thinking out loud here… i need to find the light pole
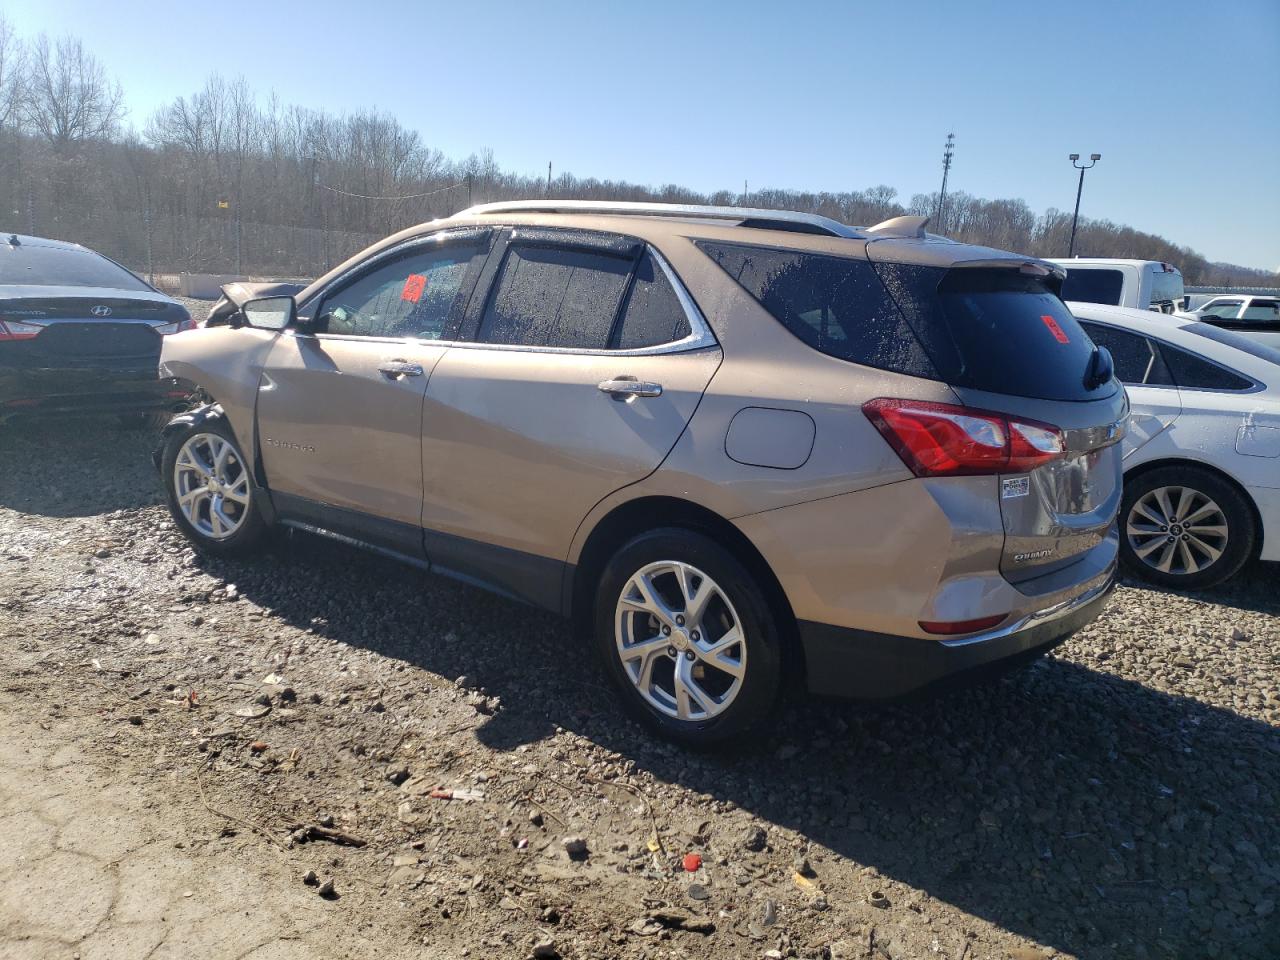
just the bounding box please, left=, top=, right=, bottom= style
left=1067, top=153, right=1101, bottom=257
left=934, top=132, right=955, bottom=234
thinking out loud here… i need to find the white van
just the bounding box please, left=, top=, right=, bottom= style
left=1047, top=258, right=1187, bottom=314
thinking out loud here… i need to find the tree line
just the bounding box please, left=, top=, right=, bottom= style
left=0, top=18, right=1274, bottom=287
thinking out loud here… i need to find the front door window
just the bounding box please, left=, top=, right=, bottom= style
left=315, top=243, right=483, bottom=340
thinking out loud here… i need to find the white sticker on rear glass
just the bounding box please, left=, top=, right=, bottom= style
left=1002, top=477, right=1030, bottom=499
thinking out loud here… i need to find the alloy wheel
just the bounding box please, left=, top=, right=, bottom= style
left=1126, top=485, right=1228, bottom=577
left=173, top=433, right=251, bottom=540
left=614, top=560, right=746, bottom=722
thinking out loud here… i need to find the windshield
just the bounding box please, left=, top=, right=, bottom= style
left=0, top=243, right=150, bottom=290
left=1059, top=268, right=1124, bottom=306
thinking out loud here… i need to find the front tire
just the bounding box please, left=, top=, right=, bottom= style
left=593, top=528, right=784, bottom=746
left=1121, top=464, right=1256, bottom=590
left=161, top=418, right=267, bottom=557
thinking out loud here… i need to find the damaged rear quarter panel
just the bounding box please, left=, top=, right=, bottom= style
left=158, top=327, right=282, bottom=471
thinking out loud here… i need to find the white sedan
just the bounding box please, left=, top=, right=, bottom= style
left=1069, top=302, right=1280, bottom=588
left=1192, top=295, right=1280, bottom=349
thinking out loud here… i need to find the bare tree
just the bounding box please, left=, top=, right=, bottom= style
left=0, top=14, right=26, bottom=130
left=24, top=33, right=124, bottom=149
left=1, top=21, right=1272, bottom=286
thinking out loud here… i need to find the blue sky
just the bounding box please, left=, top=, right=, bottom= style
left=9, top=0, right=1279, bottom=270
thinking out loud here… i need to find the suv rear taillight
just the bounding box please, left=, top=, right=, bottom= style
left=862, top=398, right=1065, bottom=477
left=0, top=319, right=44, bottom=341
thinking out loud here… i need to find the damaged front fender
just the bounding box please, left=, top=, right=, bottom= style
left=158, top=324, right=282, bottom=476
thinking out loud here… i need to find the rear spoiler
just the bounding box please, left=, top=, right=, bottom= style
left=944, top=257, right=1067, bottom=295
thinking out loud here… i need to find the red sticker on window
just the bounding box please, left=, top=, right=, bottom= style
left=1041, top=314, right=1070, bottom=343
left=401, top=273, right=427, bottom=303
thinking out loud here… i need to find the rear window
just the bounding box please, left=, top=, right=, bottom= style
left=1162, top=344, right=1254, bottom=391
left=876, top=264, right=1114, bottom=402
left=1078, top=321, right=1173, bottom=386
left=695, top=241, right=936, bottom=378
left=0, top=244, right=150, bottom=290
left=1148, top=268, right=1184, bottom=310
left=1060, top=268, right=1124, bottom=306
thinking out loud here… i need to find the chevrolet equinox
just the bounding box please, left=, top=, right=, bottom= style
left=156, top=201, right=1125, bottom=745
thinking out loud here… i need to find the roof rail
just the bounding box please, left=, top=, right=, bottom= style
left=455, top=199, right=864, bottom=239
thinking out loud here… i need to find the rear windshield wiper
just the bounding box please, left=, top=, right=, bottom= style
left=1083, top=345, right=1114, bottom=390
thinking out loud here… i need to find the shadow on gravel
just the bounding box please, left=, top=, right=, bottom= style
left=204, top=530, right=1279, bottom=960
left=1119, top=565, right=1280, bottom=619
left=3, top=426, right=1275, bottom=955
left=0, top=419, right=163, bottom=517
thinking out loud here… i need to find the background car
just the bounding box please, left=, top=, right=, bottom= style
left=1069, top=301, right=1280, bottom=588
left=1190, top=295, right=1280, bottom=348
left=155, top=201, right=1126, bottom=745
left=0, top=233, right=194, bottom=425
left=1049, top=258, right=1187, bottom=314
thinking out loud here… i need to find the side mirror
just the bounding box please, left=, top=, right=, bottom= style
left=241, top=296, right=295, bottom=331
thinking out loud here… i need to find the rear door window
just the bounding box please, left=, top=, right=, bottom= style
left=696, top=241, right=936, bottom=378
left=1077, top=321, right=1173, bottom=386
left=478, top=244, right=632, bottom=349
left=1059, top=268, right=1124, bottom=306
left=876, top=264, right=1113, bottom=402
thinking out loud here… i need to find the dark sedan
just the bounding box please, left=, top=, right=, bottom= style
left=0, top=234, right=193, bottom=424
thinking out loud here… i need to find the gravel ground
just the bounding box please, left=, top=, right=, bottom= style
left=1, top=417, right=1277, bottom=960
left=173, top=294, right=218, bottom=318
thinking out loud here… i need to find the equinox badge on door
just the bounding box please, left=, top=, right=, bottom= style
left=264, top=437, right=315, bottom=453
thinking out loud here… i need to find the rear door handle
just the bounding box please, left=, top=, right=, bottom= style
left=598, top=376, right=663, bottom=400
left=379, top=359, right=424, bottom=378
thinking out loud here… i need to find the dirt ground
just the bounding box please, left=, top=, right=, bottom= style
left=1, top=419, right=1277, bottom=960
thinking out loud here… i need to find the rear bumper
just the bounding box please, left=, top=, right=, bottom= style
left=0, top=366, right=186, bottom=421
left=798, top=569, right=1115, bottom=699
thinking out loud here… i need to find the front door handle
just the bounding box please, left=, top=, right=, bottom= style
left=598, top=376, right=663, bottom=400
left=379, top=359, right=424, bottom=379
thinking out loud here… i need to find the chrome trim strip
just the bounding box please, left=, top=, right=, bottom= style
left=939, top=573, right=1115, bottom=649
left=457, top=200, right=864, bottom=240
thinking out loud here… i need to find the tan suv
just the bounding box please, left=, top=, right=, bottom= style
left=156, top=201, right=1125, bottom=745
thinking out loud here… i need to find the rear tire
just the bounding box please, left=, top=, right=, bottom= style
left=593, top=528, right=784, bottom=747
left=161, top=418, right=267, bottom=558
left=1120, top=464, right=1255, bottom=590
